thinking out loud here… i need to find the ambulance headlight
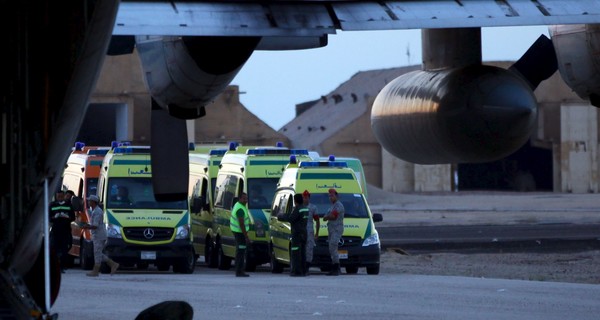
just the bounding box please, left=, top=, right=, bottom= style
left=362, top=233, right=380, bottom=247
left=254, top=220, right=265, bottom=238
left=107, top=224, right=122, bottom=239
left=175, top=225, right=190, bottom=239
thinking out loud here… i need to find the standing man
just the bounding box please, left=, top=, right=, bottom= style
left=277, top=193, right=308, bottom=276
left=49, top=191, right=75, bottom=273
left=302, top=190, right=319, bottom=275
left=323, top=188, right=345, bottom=276
left=83, top=195, right=119, bottom=276
left=230, top=192, right=251, bottom=277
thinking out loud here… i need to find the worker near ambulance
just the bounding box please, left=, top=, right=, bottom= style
left=83, top=195, right=119, bottom=276
left=230, top=192, right=251, bottom=277
left=49, top=191, right=75, bottom=273
left=277, top=193, right=308, bottom=276
left=302, top=190, right=319, bottom=274
left=323, top=188, right=345, bottom=276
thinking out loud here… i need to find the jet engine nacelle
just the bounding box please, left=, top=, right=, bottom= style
left=135, top=35, right=260, bottom=119
left=550, top=24, right=600, bottom=107
left=371, top=65, right=537, bottom=164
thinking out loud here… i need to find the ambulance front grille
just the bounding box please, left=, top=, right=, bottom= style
left=316, top=236, right=363, bottom=248
left=124, top=227, right=174, bottom=242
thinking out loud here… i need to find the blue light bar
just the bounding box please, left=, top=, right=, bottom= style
left=299, top=161, right=347, bottom=168
left=88, top=149, right=109, bottom=156
left=247, top=149, right=309, bottom=155
left=289, top=155, right=297, bottom=164
left=188, top=142, right=196, bottom=150
left=328, top=155, right=336, bottom=161
left=111, top=141, right=131, bottom=149
left=74, top=141, right=85, bottom=151
left=209, top=149, right=227, bottom=156
left=276, top=141, right=284, bottom=147
left=228, top=141, right=238, bottom=151
left=113, top=147, right=150, bottom=154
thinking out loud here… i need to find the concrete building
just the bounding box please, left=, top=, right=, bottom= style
left=87, top=52, right=598, bottom=193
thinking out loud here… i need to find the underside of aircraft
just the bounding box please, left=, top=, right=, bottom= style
left=2, top=0, right=600, bottom=318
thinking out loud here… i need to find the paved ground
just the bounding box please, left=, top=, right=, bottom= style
left=367, top=188, right=600, bottom=227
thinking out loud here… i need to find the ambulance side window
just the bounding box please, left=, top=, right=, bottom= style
left=273, top=192, right=293, bottom=216
left=272, top=193, right=285, bottom=216
left=201, top=177, right=208, bottom=204
left=214, top=174, right=238, bottom=209
left=285, top=194, right=294, bottom=215
left=189, top=175, right=200, bottom=198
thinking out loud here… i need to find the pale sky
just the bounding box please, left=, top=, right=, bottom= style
left=231, top=26, right=551, bottom=131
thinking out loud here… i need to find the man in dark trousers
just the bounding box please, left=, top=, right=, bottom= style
left=230, top=192, right=251, bottom=277
left=278, top=193, right=308, bottom=276
left=49, top=191, right=75, bottom=273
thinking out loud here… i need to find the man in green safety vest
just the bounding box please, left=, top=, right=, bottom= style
left=230, top=192, right=251, bottom=277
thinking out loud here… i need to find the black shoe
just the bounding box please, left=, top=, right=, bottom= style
left=236, top=273, right=250, bottom=277
left=326, top=263, right=340, bottom=276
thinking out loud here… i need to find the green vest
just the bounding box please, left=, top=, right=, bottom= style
left=230, top=201, right=250, bottom=233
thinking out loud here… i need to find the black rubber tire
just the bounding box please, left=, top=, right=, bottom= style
left=173, top=250, right=196, bottom=274
left=366, top=264, right=380, bottom=275
left=269, top=245, right=284, bottom=273
left=205, top=238, right=218, bottom=268
left=217, top=242, right=232, bottom=270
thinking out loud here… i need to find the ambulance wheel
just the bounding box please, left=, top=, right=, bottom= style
left=366, top=265, right=380, bottom=275
left=205, top=239, right=218, bottom=268
left=173, top=251, right=196, bottom=274
left=217, top=241, right=231, bottom=270
left=269, top=245, right=284, bottom=273
left=345, top=266, right=359, bottom=274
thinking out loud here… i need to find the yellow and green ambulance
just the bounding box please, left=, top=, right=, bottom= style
left=188, top=145, right=227, bottom=268
left=270, top=157, right=382, bottom=274
left=212, top=147, right=312, bottom=271
left=97, top=145, right=195, bottom=273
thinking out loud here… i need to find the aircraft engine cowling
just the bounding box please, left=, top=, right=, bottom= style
left=135, top=35, right=260, bottom=119
left=371, top=65, right=537, bottom=164
left=550, top=24, right=600, bottom=107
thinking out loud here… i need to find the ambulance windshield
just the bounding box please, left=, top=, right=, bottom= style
left=310, top=193, right=369, bottom=218
left=106, top=178, right=187, bottom=209
left=247, top=178, right=278, bottom=209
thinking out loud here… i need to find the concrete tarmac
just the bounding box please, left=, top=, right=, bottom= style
left=367, top=191, right=600, bottom=227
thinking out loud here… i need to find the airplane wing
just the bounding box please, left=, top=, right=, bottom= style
left=112, top=0, right=600, bottom=40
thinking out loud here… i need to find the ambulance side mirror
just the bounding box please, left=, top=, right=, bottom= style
left=372, top=213, right=383, bottom=223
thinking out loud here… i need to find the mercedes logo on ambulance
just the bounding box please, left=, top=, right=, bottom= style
left=143, top=228, right=155, bottom=239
